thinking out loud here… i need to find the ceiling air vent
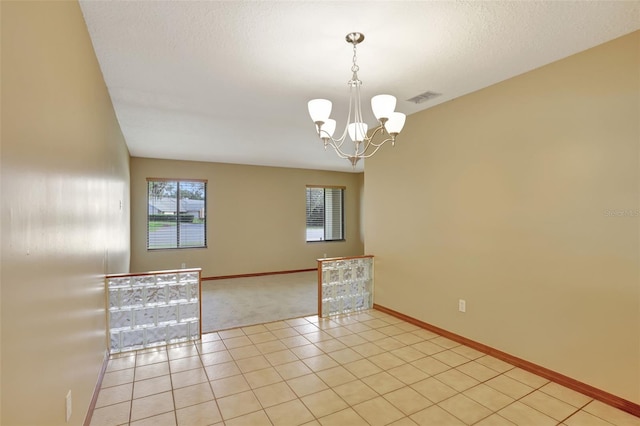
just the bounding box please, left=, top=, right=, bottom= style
left=406, top=91, right=442, bottom=104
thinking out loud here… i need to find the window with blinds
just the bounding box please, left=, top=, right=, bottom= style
left=147, top=179, right=207, bottom=250
left=306, top=186, right=344, bottom=242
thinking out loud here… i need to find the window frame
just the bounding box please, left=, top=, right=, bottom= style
left=146, top=178, right=207, bottom=250
left=305, top=185, right=345, bottom=243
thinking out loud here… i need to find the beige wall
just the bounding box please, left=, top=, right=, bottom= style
left=131, top=158, right=364, bottom=277
left=365, top=32, right=639, bottom=403
left=1, top=1, right=131, bottom=424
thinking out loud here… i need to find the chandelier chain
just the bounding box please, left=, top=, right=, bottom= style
left=349, top=43, right=361, bottom=87
left=352, top=43, right=359, bottom=72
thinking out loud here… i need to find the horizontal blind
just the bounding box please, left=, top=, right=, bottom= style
left=306, top=187, right=324, bottom=241
left=324, top=188, right=343, bottom=241
left=306, top=187, right=344, bottom=242
left=147, top=180, right=207, bottom=249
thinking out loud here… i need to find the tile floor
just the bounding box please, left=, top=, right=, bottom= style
left=90, top=310, right=640, bottom=426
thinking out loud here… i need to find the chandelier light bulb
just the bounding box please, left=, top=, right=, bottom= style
left=386, top=112, right=406, bottom=136
left=321, top=119, right=336, bottom=139
left=348, top=122, right=368, bottom=142
left=371, top=94, right=397, bottom=122
left=308, top=99, right=332, bottom=124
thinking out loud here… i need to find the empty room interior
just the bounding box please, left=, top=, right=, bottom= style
left=1, top=1, right=639, bottom=425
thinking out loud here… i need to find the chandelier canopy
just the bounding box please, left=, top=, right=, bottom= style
left=308, top=32, right=406, bottom=167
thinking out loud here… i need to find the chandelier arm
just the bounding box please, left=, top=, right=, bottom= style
left=356, top=80, right=364, bottom=126
left=359, top=137, right=396, bottom=159
left=357, top=129, right=395, bottom=158
left=360, top=145, right=384, bottom=159
left=327, top=83, right=356, bottom=149
left=328, top=133, right=396, bottom=161
left=322, top=139, right=343, bottom=155
left=324, top=133, right=355, bottom=155
left=363, top=125, right=388, bottom=147
left=340, top=83, right=356, bottom=143
left=354, top=78, right=367, bottom=158
left=358, top=137, right=372, bottom=157
left=354, top=79, right=362, bottom=124
left=327, top=140, right=355, bottom=159
left=355, top=126, right=382, bottom=157
left=328, top=134, right=348, bottom=150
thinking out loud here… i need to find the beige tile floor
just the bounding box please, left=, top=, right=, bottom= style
left=91, top=310, right=640, bottom=426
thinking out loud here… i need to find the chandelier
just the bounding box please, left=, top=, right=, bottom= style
left=307, top=32, right=406, bottom=167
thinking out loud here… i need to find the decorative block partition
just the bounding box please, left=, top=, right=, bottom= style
left=318, top=255, right=374, bottom=317
left=106, top=269, right=201, bottom=353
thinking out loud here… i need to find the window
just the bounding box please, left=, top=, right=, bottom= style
left=147, top=179, right=207, bottom=250
left=306, top=186, right=344, bottom=242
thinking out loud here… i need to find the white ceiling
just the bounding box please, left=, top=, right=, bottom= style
left=79, top=1, right=640, bottom=173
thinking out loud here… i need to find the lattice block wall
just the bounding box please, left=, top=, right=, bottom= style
left=321, top=257, right=373, bottom=317
left=107, top=270, right=200, bottom=353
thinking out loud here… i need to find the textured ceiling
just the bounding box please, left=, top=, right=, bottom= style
left=79, top=1, right=640, bottom=173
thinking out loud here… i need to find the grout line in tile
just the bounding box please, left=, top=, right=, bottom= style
left=165, top=346, right=179, bottom=426
left=127, top=350, right=139, bottom=423
left=95, top=310, right=631, bottom=426
left=199, top=337, right=235, bottom=425
left=491, top=378, right=570, bottom=426
left=556, top=405, right=585, bottom=425
left=558, top=399, right=613, bottom=426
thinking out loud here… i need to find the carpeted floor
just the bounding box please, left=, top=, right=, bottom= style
left=201, top=271, right=317, bottom=332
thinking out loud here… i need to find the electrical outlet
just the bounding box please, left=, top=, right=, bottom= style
left=65, top=390, right=72, bottom=422
left=458, top=299, right=466, bottom=313
left=181, top=262, right=186, bottom=269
